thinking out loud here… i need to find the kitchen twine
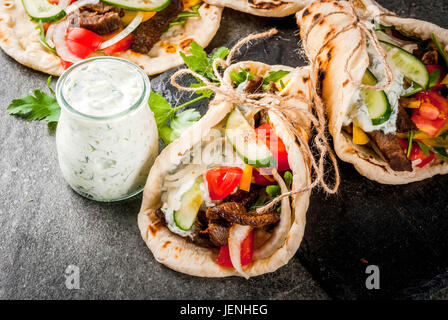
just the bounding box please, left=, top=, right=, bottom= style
left=302, top=0, right=395, bottom=91
left=170, top=29, right=341, bottom=215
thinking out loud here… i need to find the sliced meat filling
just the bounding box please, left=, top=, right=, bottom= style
left=206, top=202, right=280, bottom=227
left=396, top=104, right=418, bottom=133
left=369, top=130, right=412, bottom=172
left=222, top=189, right=259, bottom=209
left=207, top=221, right=230, bottom=247
left=243, top=76, right=264, bottom=94
left=131, top=0, right=183, bottom=54
left=68, top=3, right=124, bottom=35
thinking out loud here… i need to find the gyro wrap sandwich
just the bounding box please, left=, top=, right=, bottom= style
left=0, top=0, right=222, bottom=75
left=297, top=0, right=448, bottom=184
left=138, top=61, right=313, bottom=277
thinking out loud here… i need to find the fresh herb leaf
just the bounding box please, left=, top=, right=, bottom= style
left=170, top=109, right=201, bottom=141
left=149, top=91, right=203, bottom=145
left=434, top=147, right=448, bottom=160
left=439, top=130, right=448, bottom=140
left=262, top=70, right=290, bottom=90
left=429, top=69, right=441, bottom=88
left=180, top=41, right=229, bottom=82
left=7, top=76, right=60, bottom=126
left=266, top=185, right=281, bottom=198
left=37, top=21, right=56, bottom=54
left=407, top=131, right=415, bottom=158
left=417, top=141, right=431, bottom=157
left=230, top=68, right=256, bottom=88
left=169, top=4, right=201, bottom=29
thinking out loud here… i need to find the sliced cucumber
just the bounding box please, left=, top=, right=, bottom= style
left=361, top=69, right=392, bottom=126
left=380, top=40, right=429, bottom=89
left=100, top=0, right=171, bottom=11
left=226, top=108, right=276, bottom=168
left=402, top=82, right=423, bottom=97
left=22, top=0, right=66, bottom=23
left=173, top=178, right=203, bottom=231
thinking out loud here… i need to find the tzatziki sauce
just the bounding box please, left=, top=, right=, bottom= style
left=56, top=57, right=158, bottom=201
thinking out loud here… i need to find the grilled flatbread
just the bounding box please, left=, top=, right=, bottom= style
left=297, top=0, right=448, bottom=184
left=138, top=61, right=312, bottom=277
left=204, top=0, right=310, bottom=17
left=0, top=0, right=222, bottom=75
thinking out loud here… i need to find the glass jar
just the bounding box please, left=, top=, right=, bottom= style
left=55, top=57, right=158, bottom=202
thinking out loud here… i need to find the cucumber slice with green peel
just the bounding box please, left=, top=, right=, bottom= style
left=361, top=69, right=393, bottom=126
left=401, top=82, right=423, bottom=97
left=100, top=0, right=171, bottom=11
left=432, top=33, right=448, bottom=69
left=173, top=178, right=203, bottom=231
left=380, top=40, right=429, bottom=89
left=22, top=0, right=66, bottom=23
left=226, top=108, right=276, bottom=168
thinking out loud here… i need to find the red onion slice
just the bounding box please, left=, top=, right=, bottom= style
left=100, top=12, right=143, bottom=50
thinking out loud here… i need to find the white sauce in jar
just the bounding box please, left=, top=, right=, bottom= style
left=56, top=57, right=158, bottom=201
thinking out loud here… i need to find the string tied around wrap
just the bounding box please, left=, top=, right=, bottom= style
left=170, top=28, right=340, bottom=215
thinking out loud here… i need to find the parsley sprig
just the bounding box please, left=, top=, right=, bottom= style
left=7, top=76, right=60, bottom=128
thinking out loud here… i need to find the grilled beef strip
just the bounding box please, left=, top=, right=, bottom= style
left=222, top=189, right=259, bottom=209
left=68, top=3, right=124, bottom=35
left=243, top=76, right=264, bottom=94
left=131, top=0, right=183, bottom=54
left=207, top=222, right=230, bottom=247
left=206, top=202, right=280, bottom=227
left=421, top=48, right=439, bottom=65
left=369, top=130, right=413, bottom=172
left=155, top=208, right=167, bottom=226
left=396, top=104, right=418, bottom=133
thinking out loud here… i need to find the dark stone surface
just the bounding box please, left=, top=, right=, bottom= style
left=1, top=0, right=447, bottom=300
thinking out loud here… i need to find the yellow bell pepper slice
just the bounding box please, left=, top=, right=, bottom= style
left=352, top=124, right=370, bottom=145
left=400, top=97, right=421, bottom=109
left=121, top=11, right=156, bottom=25
left=442, top=74, right=448, bottom=86
left=182, top=0, right=202, bottom=9
left=239, top=164, right=253, bottom=192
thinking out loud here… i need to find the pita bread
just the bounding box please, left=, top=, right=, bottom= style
left=0, top=0, right=222, bottom=76
left=297, top=0, right=448, bottom=184
left=204, top=0, right=310, bottom=17
left=138, top=61, right=312, bottom=277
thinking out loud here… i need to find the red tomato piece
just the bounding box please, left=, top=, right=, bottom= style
left=252, top=168, right=277, bottom=186
left=419, top=102, right=440, bottom=120
left=216, top=230, right=254, bottom=268
left=103, top=35, right=134, bottom=55
left=204, top=167, right=243, bottom=201
left=416, top=91, right=448, bottom=117
left=59, top=57, right=72, bottom=70
left=255, top=123, right=289, bottom=172
left=65, top=27, right=102, bottom=58
left=412, top=114, right=446, bottom=137
left=398, top=138, right=435, bottom=168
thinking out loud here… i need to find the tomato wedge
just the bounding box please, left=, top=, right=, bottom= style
left=59, top=57, right=72, bottom=70
left=412, top=91, right=448, bottom=136
left=204, top=167, right=243, bottom=201
left=255, top=123, right=289, bottom=172
left=103, top=35, right=134, bottom=55
left=398, top=139, right=435, bottom=168
left=65, top=28, right=102, bottom=59
left=216, top=230, right=253, bottom=268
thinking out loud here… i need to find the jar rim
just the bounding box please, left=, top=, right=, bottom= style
left=56, top=56, right=150, bottom=121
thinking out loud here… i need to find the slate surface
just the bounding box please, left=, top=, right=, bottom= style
left=0, top=0, right=447, bottom=300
